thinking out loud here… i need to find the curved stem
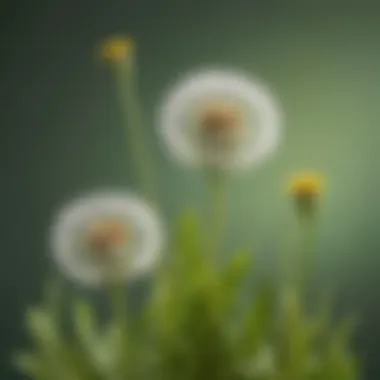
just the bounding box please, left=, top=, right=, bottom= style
left=111, top=59, right=158, bottom=204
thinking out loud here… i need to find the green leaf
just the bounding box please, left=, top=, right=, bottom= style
left=171, top=209, right=204, bottom=270
left=275, top=289, right=312, bottom=378
left=13, top=352, right=47, bottom=380
left=220, top=250, right=252, bottom=314
left=148, top=210, right=207, bottom=337
left=317, top=339, right=358, bottom=380
left=96, top=321, right=126, bottom=379
left=180, top=283, right=232, bottom=380
left=333, top=315, right=357, bottom=348
left=236, top=283, right=276, bottom=362
left=25, top=306, right=60, bottom=350
left=22, top=303, right=98, bottom=380
left=72, top=298, right=98, bottom=348
left=71, top=298, right=108, bottom=377
left=318, top=315, right=359, bottom=379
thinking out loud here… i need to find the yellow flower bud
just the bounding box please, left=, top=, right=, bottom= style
left=288, top=172, right=323, bottom=216
left=98, top=36, right=134, bottom=62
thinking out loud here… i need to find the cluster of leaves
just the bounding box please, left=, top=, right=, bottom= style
left=15, top=211, right=360, bottom=380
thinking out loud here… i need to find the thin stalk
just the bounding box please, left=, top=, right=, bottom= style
left=277, top=208, right=318, bottom=334
left=43, top=273, right=63, bottom=324
left=278, top=215, right=298, bottom=298
left=296, top=214, right=317, bottom=295
left=111, top=58, right=158, bottom=204
left=204, top=167, right=228, bottom=261
left=280, top=211, right=317, bottom=290
left=106, top=280, right=129, bottom=377
left=107, top=281, right=127, bottom=330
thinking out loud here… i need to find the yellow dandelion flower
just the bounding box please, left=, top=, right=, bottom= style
left=288, top=172, right=323, bottom=198
left=288, top=172, right=323, bottom=216
left=98, top=35, right=134, bottom=62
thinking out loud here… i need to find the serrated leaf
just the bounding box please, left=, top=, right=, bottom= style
left=172, top=209, right=203, bottom=270
left=13, top=352, right=46, bottom=379
left=317, top=315, right=359, bottom=379
left=275, top=289, right=309, bottom=377
left=72, top=298, right=98, bottom=346
left=318, top=342, right=358, bottom=380
left=236, top=283, right=276, bottom=361
left=148, top=210, right=209, bottom=338
left=21, top=303, right=97, bottom=380
left=25, top=306, right=60, bottom=349
left=71, top=298, right=108, bottom=377
left=333, top=315, right=357, bottom=348
left=221, top=250, right=252, bottom=313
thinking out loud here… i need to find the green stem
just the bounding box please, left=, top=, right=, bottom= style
left=112, top=59, right=158, bottom=204
left=107, top=280, right=127, bottom=331
left=107, top=280, right=129, bottom=377
left=277, top=210, right=317, bottom=379
left=204, top=167, right=227, bottom=260
left=279, top=211, right=317, bottom=304
left=43, top=274, right=63, bottom=324
left=279, top=219, right=297, bottom=294
left=280, top=214, right=316, bottom=326
left=296, top=215, right=317, bottom=293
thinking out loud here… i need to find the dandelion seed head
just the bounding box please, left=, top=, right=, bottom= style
left=50, top=191, right=164, bottom=286
left=158, top=69, right=283, bottom=171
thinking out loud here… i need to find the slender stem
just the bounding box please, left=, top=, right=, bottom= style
left=279, top=210, right=317, bottom=310
left=106, top=280, right=129, bottom=376
left=296, top=215, right=317, bottom=293
left=277, top=211, right=318, bottom=378
left=44, top=273, right=63, bottom=321
left=107, top=280, right=127, bottom=331
left=204, top=167, right=227, bottom=260
left=111, top=58, right=158, bottom=204
left=279, top=217, right=297, bottom=293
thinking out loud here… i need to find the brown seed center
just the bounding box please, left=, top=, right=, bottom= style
left=199, top=106, right=240, bottom=135
left=85, top=219, right=127, bottom=260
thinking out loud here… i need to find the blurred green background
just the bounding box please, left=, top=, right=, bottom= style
left=1, top=0, right=379, bottom=378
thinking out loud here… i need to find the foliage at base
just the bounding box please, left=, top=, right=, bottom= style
left=14, top=211, right=360, bottom=380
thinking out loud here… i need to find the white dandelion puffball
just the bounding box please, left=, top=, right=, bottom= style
left=157, top=69, right=282, bottom=171
left=50, top=191, right=164, bottom=286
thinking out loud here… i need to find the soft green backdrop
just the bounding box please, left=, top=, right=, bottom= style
left=1, top=0, right=379, bottom=378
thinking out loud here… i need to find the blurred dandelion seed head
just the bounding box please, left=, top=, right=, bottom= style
left=86, top=218, right=128, bottom=248
left=157, top=69, right=283, bottom=171
left=50, top=191, right=164, bottom=286
left=99, top=35, right=134, bottom=62
left=199, top=103, right=241, bottom=134
left=85, top=218, right=129, bottom=264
